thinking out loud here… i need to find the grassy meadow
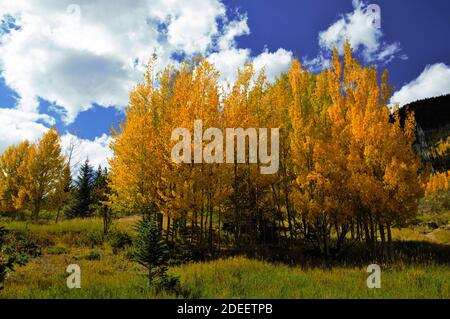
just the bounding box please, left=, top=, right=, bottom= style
left=0, top=216, right=449, bottom=299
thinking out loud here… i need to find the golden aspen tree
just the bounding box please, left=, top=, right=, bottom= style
left=110, top=57, right=230, bottom=248
left=287, top=43, right=424, bottom=258
left=50, top=162, right=72, bottom=223
left=109, top=57, right=164, bottom=217
left=339, top=43, right=423, bottom=256
left=161, top=59, right=220, bottom=244
left=222, top=64, right=267, bottom=246
left=15, top=128, right=66, bottom=221
left=288, top=55, right=350, bottom=257
left=263, top=73, right=295, bottom=242
left=425, top=171, right=450, bottom=194
left=422, top=170, right=450, bottom=217
left=0, top=141, right=31, bottom=217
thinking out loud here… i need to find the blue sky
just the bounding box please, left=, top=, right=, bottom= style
left=227, top=0, right=450, bottom=88
left=0, top=0, right=449, bottom=168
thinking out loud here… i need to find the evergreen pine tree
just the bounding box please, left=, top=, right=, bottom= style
left=133, top=214, right=169, bottom=284
left=66, top=159, right=94, bottom=218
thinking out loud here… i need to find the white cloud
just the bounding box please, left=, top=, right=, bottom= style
left=391, top=63, right=450, bottom=107
left=319, top=1, right=380, bottom=57
left=162, top=0, right=226, bottom=54
left=375, top=42, right=401, bottom=64
left=0, top=108, right=54, bottom=152
left=253, top=48, right=292, bottom=82
left=218, top=14, right=250, bottom=51
left=0, top=0, right=246, bottom=123
left=302, top=54, right=331, bottom=73
left=207, top=48, right=250, bottom=87
left=0, top=1, right=290, bottom=120
left=305, top=0, right=402, bottom=70
left=207, top=47, right=292, bottom=92
left=61, top=133, right=113, bottom=175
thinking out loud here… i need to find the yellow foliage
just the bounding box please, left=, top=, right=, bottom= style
left=425, top=171, right=450, bottom=195
left=108, top=45, right=425, bottom=251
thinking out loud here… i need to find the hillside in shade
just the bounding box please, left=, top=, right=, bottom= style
left=398, top=94, right=450, bottom=172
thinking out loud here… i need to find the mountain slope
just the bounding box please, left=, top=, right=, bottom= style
left=398, top=94, right=450, bottom=172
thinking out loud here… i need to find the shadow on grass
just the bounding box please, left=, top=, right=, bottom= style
left=197, top=240, right=450, bottom=269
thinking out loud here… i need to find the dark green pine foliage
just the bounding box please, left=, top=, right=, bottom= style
left=67, top=159, right=95, bottom=218
left=134, top=214, right=169, bottom=285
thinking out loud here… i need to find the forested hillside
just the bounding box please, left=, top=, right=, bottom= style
left=399, top=94, right=450, bottom=171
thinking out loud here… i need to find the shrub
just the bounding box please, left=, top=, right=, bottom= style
left=85, top=230, right=104, bottom=248
left=0, top=227, right=18, bottom=290
left=3, top=230, right=43, bottom=264
left=14, top=232, right=42, bottom=258
left=124, top=246, right=135, bottom=260
left=84, top=251, right=101, bottom=261
left=108, top=230, right=133, bottom=254
left=46, top=246, right=70, bottom=255
left=154, top=272, right=182, bottom=295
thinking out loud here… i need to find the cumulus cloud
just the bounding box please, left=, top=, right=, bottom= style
left=217, top=14, right=250, bottom=51
left=319, top=0, right=380, bottom=57
left=390, top=63, right=450, bottom=107
left=61, top=133, right=113, bottom=175
left=0, top=108, right=54, bottom=152
left=208, top=47, right=292, bottom=89
left=252, top=48, right=293, bottom=83
left=0, top=1, right=290, bottom=118
left=0, top=0, right=244, bottom=123
left=151, top=0, right=226, bottom=54
left=304, top=0, right=403, bottom=71
left=207, top=48, right=250, bottom=86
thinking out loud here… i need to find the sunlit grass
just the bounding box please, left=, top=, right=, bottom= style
left=175, top=257, right=449, bottom=299
left=1, top=218, right=104, bottom=233
left=434, top=229, right=450, bottom=244
left=1, top=252, right=448, bottom=299
left=0, top=217, right=135, bottom=234
left=391, top=228, right=434, bottom=242
left=0, top=247, right=161, bottom=299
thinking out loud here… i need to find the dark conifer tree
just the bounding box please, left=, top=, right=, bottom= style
left=134, top=215, right=169, bottom=284
left=66, top=159, right=94, bottom=218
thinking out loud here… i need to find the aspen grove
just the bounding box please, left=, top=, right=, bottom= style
left=106, top=45, right=425, bottom=259
left=0, top=45, right=425, bottom=261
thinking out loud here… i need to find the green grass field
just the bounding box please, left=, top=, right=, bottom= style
left=0, top=217, right=449, bottom=299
